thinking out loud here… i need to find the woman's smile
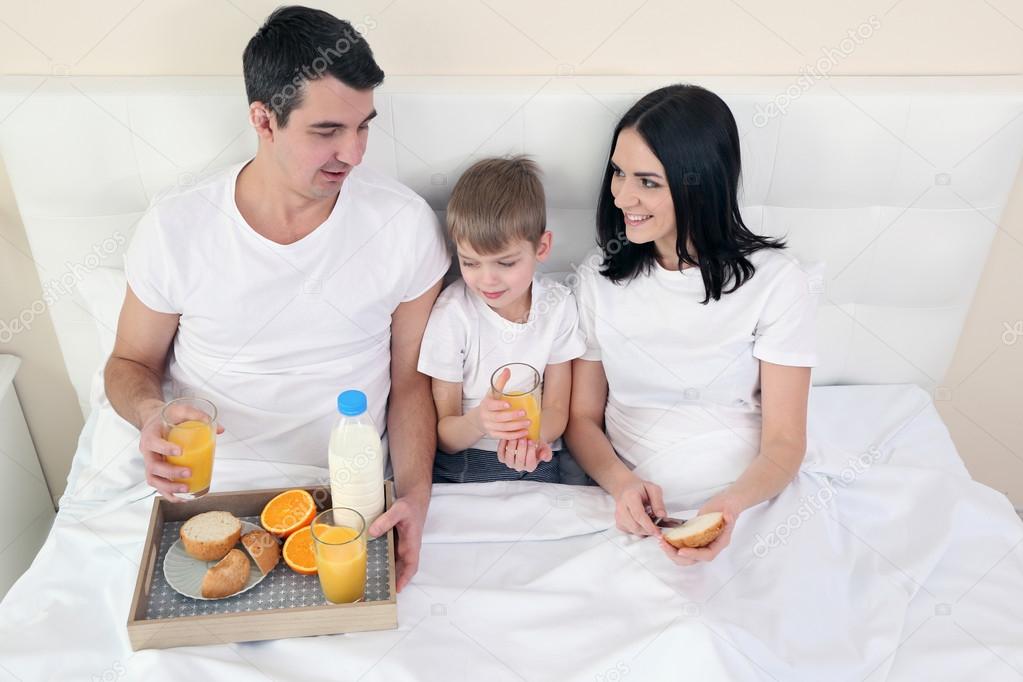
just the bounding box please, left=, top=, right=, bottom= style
left=623, top=211, right=653, bottom=226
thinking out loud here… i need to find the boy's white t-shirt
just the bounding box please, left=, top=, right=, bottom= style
left=417, top=276, right=586, bottom=452
left=125, top=161, right=450, bottom=467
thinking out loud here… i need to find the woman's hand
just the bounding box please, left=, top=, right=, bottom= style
left=612, top=475, right=666, bottom=536
left=497, top=439, right=554, bottom=473
left=658, top=493, right=741, bottom=566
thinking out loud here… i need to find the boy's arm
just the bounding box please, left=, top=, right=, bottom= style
left=539, top=360, right=571, bottom=445
left=433, top=378, right=486, bottom=454
left=434, top=377, right=534, bottom=453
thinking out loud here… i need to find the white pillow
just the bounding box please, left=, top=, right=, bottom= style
left=76, top=267, right=126, bottom=361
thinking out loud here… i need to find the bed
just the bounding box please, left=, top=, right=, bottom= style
left=1, top=75, right=1022, bottom=681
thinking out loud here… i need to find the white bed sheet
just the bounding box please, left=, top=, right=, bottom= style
left=1, top=384, right=1022, bottom=681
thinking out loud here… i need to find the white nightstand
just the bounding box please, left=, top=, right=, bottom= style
left=0, top=355, right=55, bottom=600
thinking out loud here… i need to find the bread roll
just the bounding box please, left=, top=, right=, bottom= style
left=180, top=511, right=242, bottom=561
left=201, top=549, right=250, bottom=598
left=662, top=512, right=726, bottom=549
left=241, top=529, right=281, bottom=575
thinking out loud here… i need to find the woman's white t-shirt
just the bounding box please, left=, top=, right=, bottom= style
left=418, top=276, right=587, bottom=452
left=573, top=247, right=821, bottom=507
left=125, top=161, right=450, bottom=467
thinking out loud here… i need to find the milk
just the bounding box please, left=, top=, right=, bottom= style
left=327, top=390, right=385, bottom=528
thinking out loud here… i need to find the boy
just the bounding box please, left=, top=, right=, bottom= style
left=418, top=156, right=586, bottom=483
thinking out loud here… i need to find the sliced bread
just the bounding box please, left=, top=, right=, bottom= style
left=241, top=529, right=281, bottom=575
left=201, top=548, right=250, bottom=598
left=662, top=512, right=726, bottom=549
left=180, top=511, right=241, bottom=561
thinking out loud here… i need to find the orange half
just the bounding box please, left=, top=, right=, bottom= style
left=282, top=525, right=317, bottom=575
left=260, top=489, right=316, bottom=538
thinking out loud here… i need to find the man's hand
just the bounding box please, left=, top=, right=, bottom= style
left=368, top=493, right=429, bottom=592
left=138, top=398, right=224, bottom=502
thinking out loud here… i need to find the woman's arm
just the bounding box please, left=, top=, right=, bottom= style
left=722, top=361, right=810, bottom=512
left=563, top=359, right=625, bottom=491
left=565, top=358, right=665, bottom=535
left=538, top=361, right=571, bottom=445
left=659, top=360, right=810, bottom=565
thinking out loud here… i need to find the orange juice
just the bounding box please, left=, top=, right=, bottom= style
left=504, top=392, right=541, bottom=442
left=165, top=420, right=215, bottom=494
left=313, top=524, right=367, bottom=603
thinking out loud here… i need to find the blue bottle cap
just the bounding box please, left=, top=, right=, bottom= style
left=337, top=390, right=367, bottom=416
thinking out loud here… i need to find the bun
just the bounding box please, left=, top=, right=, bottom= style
left=180, top=511, right=241, bottom=561
left=662, top=512, right=726, bottom=549
left=241, top=529, right=281, bottom=575
left=201, top=549, right=250, bottom=598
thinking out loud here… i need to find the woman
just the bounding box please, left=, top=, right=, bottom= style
left=565, top=84, right=820, bottom=566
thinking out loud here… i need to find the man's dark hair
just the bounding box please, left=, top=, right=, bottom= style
left=243, top=6, right=384, bottom=127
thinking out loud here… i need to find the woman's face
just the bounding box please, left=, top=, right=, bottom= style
left=609, top=127, right=677, bottom=257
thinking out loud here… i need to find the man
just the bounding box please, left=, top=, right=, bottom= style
left=104, top=6, right=448, bottom=591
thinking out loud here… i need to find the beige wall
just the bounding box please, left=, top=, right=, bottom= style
left=1, top=0, right=1021, bottom=506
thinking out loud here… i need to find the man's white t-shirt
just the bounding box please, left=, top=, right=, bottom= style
left=417, top=276, right=586, bottom=452
left=573, top=246, right=821, bottom=507
left=125, top=161, right=449, bottom=467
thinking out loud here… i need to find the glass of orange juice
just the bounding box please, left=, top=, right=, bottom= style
left=311, top=507, right=368, bottom=604
left=491, top=363, right=541, bottom=442
left=161, top=397, right=217, bottom=500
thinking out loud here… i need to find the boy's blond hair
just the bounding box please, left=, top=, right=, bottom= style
left=446, top=156, right=546, bottom=254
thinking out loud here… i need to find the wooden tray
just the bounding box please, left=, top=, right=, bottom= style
left=127, top=482, right=397, bottom=650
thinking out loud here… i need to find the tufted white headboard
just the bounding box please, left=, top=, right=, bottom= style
left=1, top=75, right=1022, bottom=419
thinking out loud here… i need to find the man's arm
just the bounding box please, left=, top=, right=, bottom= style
left=104, top=285, right=195, bottom=500
left=368, top=279, right=442, bottom=592
left=105, top=286, right=177, bottom=428
left=385, top=279, right=443, bottom=502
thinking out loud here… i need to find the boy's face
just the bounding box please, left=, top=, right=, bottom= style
left=256, top=76, right=377, bottom=200
left=457, top=234, right=552, bottom=313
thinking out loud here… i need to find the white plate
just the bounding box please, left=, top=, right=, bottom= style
left=163, top=520, right=268, bottom=600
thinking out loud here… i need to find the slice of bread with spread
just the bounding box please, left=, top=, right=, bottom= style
left=662, top=512, right=726, bottom=549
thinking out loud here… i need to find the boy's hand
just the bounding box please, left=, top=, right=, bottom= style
left=473, top=367, right=532, bottom=441
left=497, top=439, right=554, bottom=473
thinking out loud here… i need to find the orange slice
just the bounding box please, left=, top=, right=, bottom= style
left=260, top=489, right=316, bottom=538
left=282, top=525, right=317, bottom=575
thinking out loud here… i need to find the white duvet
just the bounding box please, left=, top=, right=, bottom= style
left=1, top=384, right=1022, bottom=681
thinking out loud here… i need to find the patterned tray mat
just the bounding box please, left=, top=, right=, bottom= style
left=143, top=516, right=391, bottom=620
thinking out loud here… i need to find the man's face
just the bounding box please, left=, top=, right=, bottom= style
left=268, top=76, right=377, bottom=200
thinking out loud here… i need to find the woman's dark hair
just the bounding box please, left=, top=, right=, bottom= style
left=243, top=6, right=384, bottom=127
left=596, top=84, right=785, bottom=304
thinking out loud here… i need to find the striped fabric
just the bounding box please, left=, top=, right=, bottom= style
left=432, top=448, right=562, bottom=484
